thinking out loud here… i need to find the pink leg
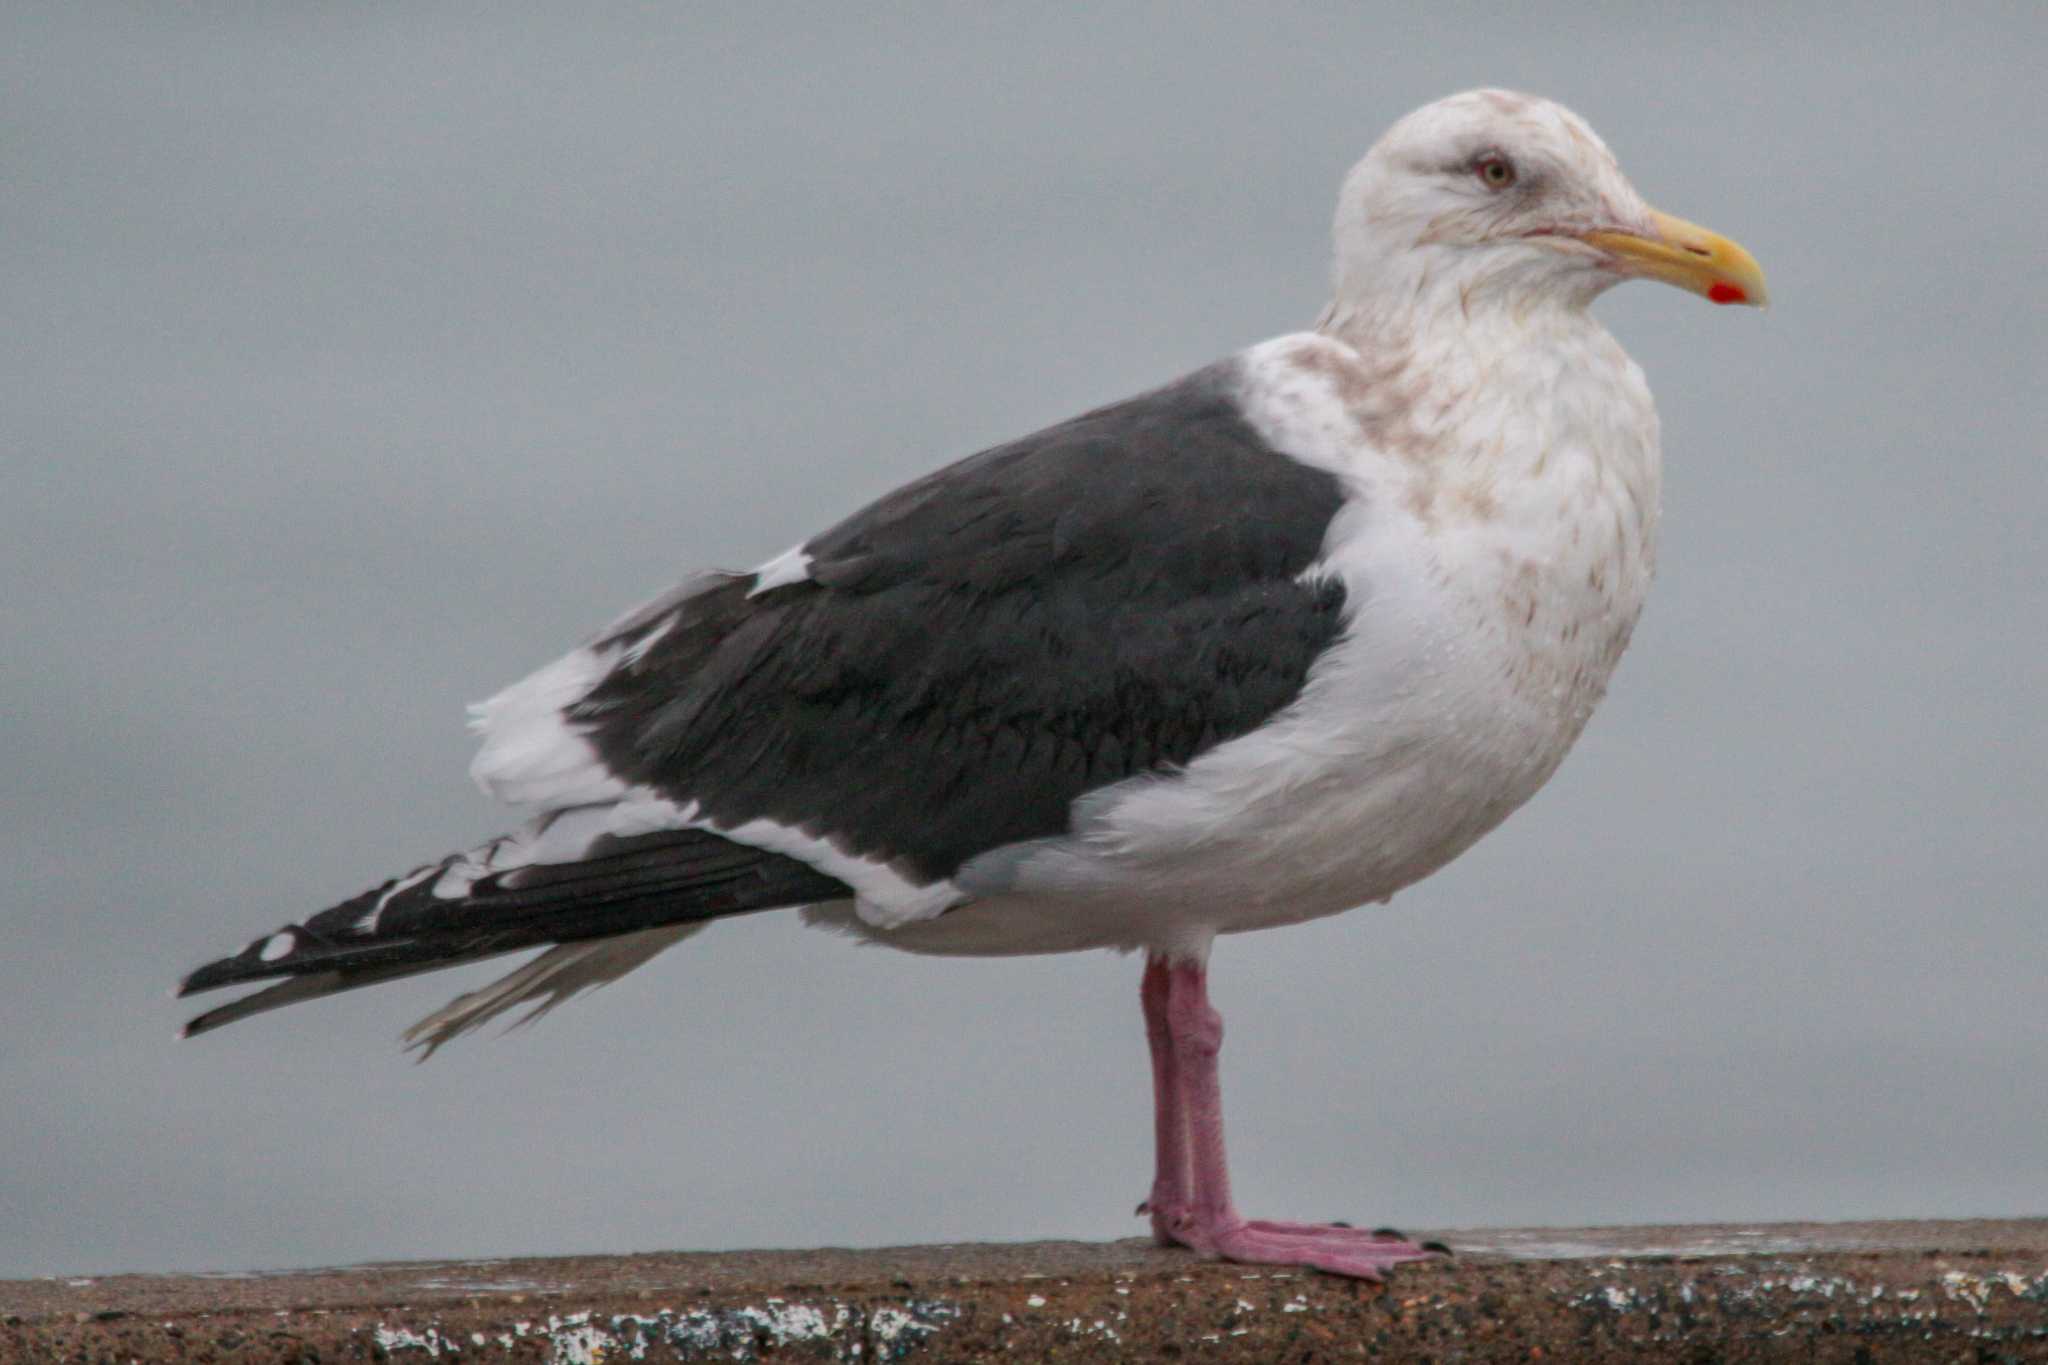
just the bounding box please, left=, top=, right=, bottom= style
left=1137, top=955, right=1188, bottom=1245
left=1139, top=955, right=1444, bottom=1280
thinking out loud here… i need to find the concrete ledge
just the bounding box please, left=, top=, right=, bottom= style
left=5, top=1220, right=2046, bottom=1361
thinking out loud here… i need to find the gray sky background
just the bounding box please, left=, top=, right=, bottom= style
left=6, top=4, right=2045, bottom=1279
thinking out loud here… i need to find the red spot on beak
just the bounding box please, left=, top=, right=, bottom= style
left=1708, top=282, right=1747, bottom=305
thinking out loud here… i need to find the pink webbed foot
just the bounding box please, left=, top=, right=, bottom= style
left=1215, top=1221, right=1441, bottom=1279
left=1243, top=1218, right=1436, bottom=1243
left=1161, top=1213, right=1444, bottom=1280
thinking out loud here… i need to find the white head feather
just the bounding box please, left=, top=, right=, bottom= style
left=1329, top=90, right=1690, bottom=327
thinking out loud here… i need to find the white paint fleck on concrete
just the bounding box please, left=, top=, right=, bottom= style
left=372, top=1325, right=449, bottom=1356
left=364, top=1296, right=958, bottom=1363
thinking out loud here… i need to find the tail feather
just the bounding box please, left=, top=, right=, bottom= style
left=178, top=825, right=852, bottom=1043
left=399, top=925, right=701, bottom=1060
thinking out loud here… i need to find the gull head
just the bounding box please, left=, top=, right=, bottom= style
left=1329, top=89, right=1766, bottom=320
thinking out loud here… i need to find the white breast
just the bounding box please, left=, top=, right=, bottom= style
left=1192, top=328, right=1657, bottom=911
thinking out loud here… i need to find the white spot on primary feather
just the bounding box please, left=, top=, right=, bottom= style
left=747, top=543, right=813, bottom=596
left=356, top=863, right=442, bottom=932
left=430, top=856, right=481, bottom=900
left=259, top=932, right=295, bottom=962
left=429, top=795, right=699, bottom=899
left=619, top=611, right=676, bottom=664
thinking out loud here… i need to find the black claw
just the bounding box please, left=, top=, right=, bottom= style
left=1421, top=1240, right=1453, bottom=1256
left=1372, top=1226, right=1406, bottom=1240
left=1135, top=1201, right=1151, bottom=1216
left=1330, top=1220, right=1353, bottom=1229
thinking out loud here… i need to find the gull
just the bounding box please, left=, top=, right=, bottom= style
left=180, top=89, right=1766, bottom=1279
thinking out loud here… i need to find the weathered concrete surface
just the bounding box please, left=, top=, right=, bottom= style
left=5, top=1220, right=2047, bottom=1362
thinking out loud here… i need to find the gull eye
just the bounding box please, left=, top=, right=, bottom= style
left=1474, top=153, right=1516, bottom=190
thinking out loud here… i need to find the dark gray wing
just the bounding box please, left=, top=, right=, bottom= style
left=574, top=360, right=1350, bottom=882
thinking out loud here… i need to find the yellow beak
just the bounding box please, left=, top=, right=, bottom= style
left=1582, top=208, right=1769, bottom=307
